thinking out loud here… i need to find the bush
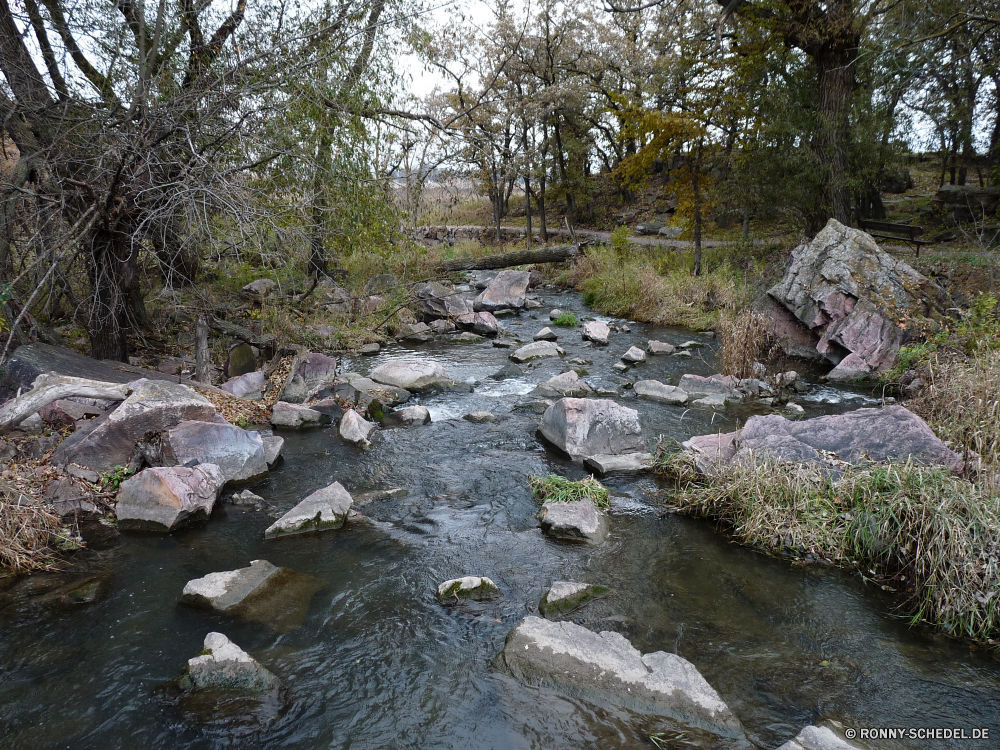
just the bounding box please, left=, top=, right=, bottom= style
left=529, top=474, right=610, bottom=508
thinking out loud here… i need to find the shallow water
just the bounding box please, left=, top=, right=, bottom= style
left=1, top=284, right=998, bottom=750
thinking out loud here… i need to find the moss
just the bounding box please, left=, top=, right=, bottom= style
left=538, top=584, right=609, bottom=618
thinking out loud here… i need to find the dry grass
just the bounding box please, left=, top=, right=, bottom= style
left=656, top=453, right=1000, bottom=644
left=909, top=350, right=1000, bottom=491
left=0, top=486, right=67, bottom=572
left=717, top=308, right=778, bottom=379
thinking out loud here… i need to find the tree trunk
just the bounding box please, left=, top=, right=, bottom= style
left=195, top=316, right=210, bottom=384
left=87, top=227, right=144, bottom=362
left=308, top=132, right=332, bottom=277
left=692, top=168, right=703, bottom=277
left=815, top=40, right=856, bottom=227
left=433, top=244, right=582, bottom=272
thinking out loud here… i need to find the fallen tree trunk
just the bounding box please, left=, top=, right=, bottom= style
left=0, top=374, right=132, bottom=433
left=209, top=316, right=277, bottom=353
left=433, top=244, right=584, bottom=273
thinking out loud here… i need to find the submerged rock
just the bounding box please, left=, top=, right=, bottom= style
left=163, top=421, right=268, bottom=486
left=581, top=320, right=610, bottom=345
left=182, top=632, right=281, bottom=693
left=474, top=270, right=531, bottom=311
left=116, top=464, right=225, bottom=531
left=583, top=453, right=652, bottom=475
left=537, top=498, right=607, bottom=542
left=499, top=617, right=744, bottom=738
left=776, top=725, right=862, bottom=750
left=633, top=380, right=688, bottom=405
left=538, top=581, right=609, bottom=618
left=181, top=559, right=324, bottom=632
left=538, top=398, right=643, bottom=458
left=510, top=341, right=565, bottom=363
left=369, top=359, right=452, bottom=392
left=436, top=576, right=501, bottom=603
left=264, top=481, right=353, bottom=538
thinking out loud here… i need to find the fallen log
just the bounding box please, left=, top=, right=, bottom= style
left=0, top=374, right=132, bottom=433
left=209, top=316, right=277, bottom=352
left=433, top=244, right=584, bottom=273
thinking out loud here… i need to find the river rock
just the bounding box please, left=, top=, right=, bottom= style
left=776, top=725, right=862, bottom=750
left=647, top=340, right=675, bottom=355
left=181, top=559, right=324, bottom=632
left=490, top=363, right=524, bottom=380
left=262, top=436, right=283, bottom=466
left=360, top=343, right=381, bottom=355
left=264, top=481, right=353, bottom=538
left=633, top=380, right=688, bottom=405
left=678, top=374, right=740, bottom=401
left=396, top=322, right=433, bottom=343
left=549, top=309, right=565, bottom=320
left=163, top=421, right=268, bottom=486
left=456, top=311, right=500, bottom=337
left=370, top=359, right=451, bottom=392
left=116, top=464, right=225, bottom=531
left=474, top=270, right=531, bottom=311
left=538, top=398, right=643, bottom=458
left=621, top=346, right=646, bottom=364
left=436, top=576, right=501, bottom=603
left=510, top=341, right=565, bottom=363
left=53, top=379, right=217, bottom=473
left=183, top=632, right=281, bottom=693
left=767, top=218, right=952, bottom=378
left=381, top=405, right=431, bottom=428
left=583, top=453, right=652, bottom=475
left=339, top=409, right=376, bottom=445
left=270, top=401, right=329, bottom=429
left=533, top=371, right=592, bottom=398
left=581, top=321, right=610, bottom=345
left=242, top=278, right=277, bottom=300
left=538, top=581, right=609, bottom=618
left=411, top=281, right=474, bottom=320
left=279, top=352, right=338, bottom=403
left=220, top=371, right=266, bottom=400
left=499, top=617, right=743, bottom=738
left=537, top=498, right=607, bottom=542
left=463, top=410, right=495, bottom=423
left=533, top=327, right=557, bottom=341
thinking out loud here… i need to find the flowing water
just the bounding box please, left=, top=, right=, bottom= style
left=1, top=283, right=998, bottom=750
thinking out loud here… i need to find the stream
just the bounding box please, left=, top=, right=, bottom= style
left=1, top=281, right=998, bottom=750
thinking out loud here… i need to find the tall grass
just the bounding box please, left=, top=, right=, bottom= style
left=0, top=487, right=67, bottom=572
left=656, top=453, right=1000, bottom=643
left=717, top=308, right=778, bottom=379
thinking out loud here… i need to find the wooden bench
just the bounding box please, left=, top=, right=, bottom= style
left=859, top=220, right=930, bottom=257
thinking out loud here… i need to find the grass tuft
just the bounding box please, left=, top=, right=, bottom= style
left=552, top=312, right=578, bottom=327
left=529, top=474, right=610, bottom=509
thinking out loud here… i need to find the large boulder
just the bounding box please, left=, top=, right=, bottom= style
left=54, top=379, right=216, bottom=473
left=163, top=421, right=268, bottom=486
left=181, top=559, right=324, bottom=632
left=474, top=270, right=531, bottom=311
left=499, top=617, right=744, bottom=739
left=537, top=499, right=607, bottom=542
left=339, top=409, right=376, bottom=445
left=411, top=281, right=474, bottom=320
left=687, top=405, right=963, bottom=474
left=220, top=371, right=266, bottom=400
left=455, top=311, right=500, bottom=337
left=182, top=632, right=281, bottom=693
left=510, top=341, right=564, bottom=363
left=264, top=481, right=353, bottom=538
left=269, top=401, right=329, bottom=429
left=538, top=398, right=644, bottom=458
left=369, top=359, right=452, bottom=392
left=767, top=219, right=951, bottom=378
left=115, top=464, right=225, bottom=531
left=279, top=352, right=338, bottom=403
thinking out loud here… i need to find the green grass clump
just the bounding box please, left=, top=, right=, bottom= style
left=552, top=312, right=578, bottom=327
left=529, top=474, right=610, bottom=508
left=659, top=457, right=1000, bottom=644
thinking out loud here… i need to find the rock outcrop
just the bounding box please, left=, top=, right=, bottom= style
left=538, top=398, right=643, bottom=458
left=499, top=617, right=744, bottom=738
left=116, top=464, right=225, bottom=531
left=767, top=219, right=951, bottom=380
left=264, top=481, right=353, bottom=538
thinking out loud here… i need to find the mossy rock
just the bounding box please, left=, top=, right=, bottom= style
left=538, top=581, right=609, bottom=618
left=436, top=576, right=501, bottom=604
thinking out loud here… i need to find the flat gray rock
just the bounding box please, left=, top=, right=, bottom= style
left=264, top=481, right=354, bottom=538
left=583, top=453, right=652, bottom=475
left=184, top=632, right=281, bottom=693
left=499, top=617, right=744, bottom=739
left=538, top=398, right=643, bottom=458
left=633, top=380, right=688, bottom=405
left=510, top=341, right=565, bottom=363
left=647, top=340, right=676, bottom=355
left=537, top=498, right=607, bottom=542
left=163, top=421, right=268, bottom=486
left=116, top=464, right=225, bottom=531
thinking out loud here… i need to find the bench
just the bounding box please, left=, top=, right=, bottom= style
left=859, top=220, right=930, bottom=257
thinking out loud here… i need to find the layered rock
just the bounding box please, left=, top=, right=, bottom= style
left=163, top=421, right=268, bottom=486
left=767, top=219, right=951, bottom=379
left=538, top=398, right=643, bottom=458
left=264, top=481, right=353, bottom=538
left=499, top=617, right=743, bottom=738
left=116, top=464, right=225, bottom=531
left=54, top=379, right=216, bottom=472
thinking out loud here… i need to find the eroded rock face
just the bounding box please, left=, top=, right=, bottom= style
left=369, top=360, right=451, bottom=392
left=183, top=632, right=281, bottom=693
left=54, top=379, right=216, bottom=473
left=499, top=617, right=743, bottom=738
left=474, top=270, right=531, bottom=311
left=537, top=499, right=607, bottom=542
left=767, top=219, right=952, bottom=378
left=163, top=421, right=268, bottom=486
left=116, top=464, right=225, bottom=531
left=264, top=481, right=353, bottom=538
left=538, top=398, right=643, bottom=458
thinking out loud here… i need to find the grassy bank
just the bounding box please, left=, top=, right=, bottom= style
left=656, top=452, right=1000, bottom=644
